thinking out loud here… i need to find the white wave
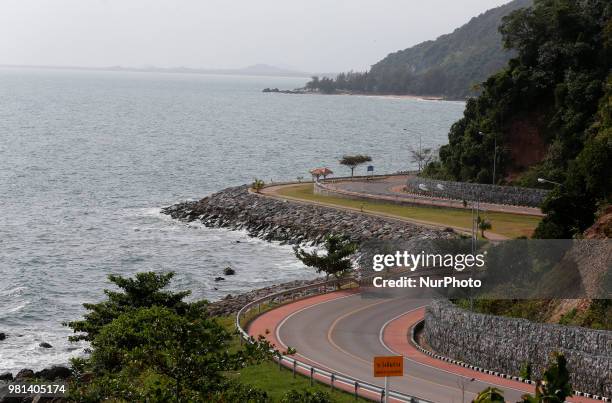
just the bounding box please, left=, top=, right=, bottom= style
left=0, top=301, right=29, bottom=315
left=0, top=330, right=88, bottom=373
left=0, top=286, right=27, bottom=298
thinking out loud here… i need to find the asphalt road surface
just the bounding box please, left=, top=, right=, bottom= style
left=276, top=292, right=528, bottom=403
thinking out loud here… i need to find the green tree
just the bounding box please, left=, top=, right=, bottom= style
left=521, top=353, right=573, bottom=403
left=427, top=0, right=612, bottom=237
left=82, top=306, right=271, bottom=401
left=534, top=128, right=611, bottom=238
left=65, top=272, right=191, bottom=342
left=305, top=76, right=320, bottom=91
left=67, top=272, right=275, bottom=402
left=473, top=387, right=505, bottom=403
left=251, top=178, right=265, bottom=193
left=318, top=77, right=337, bottom=94
left=474, top=353, right=573, bottom=403
left=294, top=235, right=358, bottom=285
left=339, top=155, right=372, bottom=177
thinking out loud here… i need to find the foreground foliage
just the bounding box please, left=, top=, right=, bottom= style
left=280, top=390, right=332, bottom=403
left=65, top=272, right=191, bottom=342
left=474, top=352, right=572, bottom=403
left=66, top=271, right=359, bottom=402
left=474, top=387, right=505, bottom=403
left=66, top=272, right=276, bottom=402
left=523, top=353, right=572, bottom=403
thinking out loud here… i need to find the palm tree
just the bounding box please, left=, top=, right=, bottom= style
left=293, top=235, right=357, bottom=287
left=474, top=387, right=505, bottom=403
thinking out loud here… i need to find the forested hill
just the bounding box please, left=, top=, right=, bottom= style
left=425, top=0, right=611, bottom=239
left=369, top=0, right=531, bottom=97
left=305, top=0, right=532, bottom=99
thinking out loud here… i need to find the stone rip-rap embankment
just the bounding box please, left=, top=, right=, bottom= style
left=162, top=185, right=453, bottom=246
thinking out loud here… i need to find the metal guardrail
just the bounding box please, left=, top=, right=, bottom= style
left=235, top=276, right=432, bottom=403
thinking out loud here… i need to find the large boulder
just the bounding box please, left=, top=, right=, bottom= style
left=0, top=372, right=13, bottom=381
left=0, top=333, right=6, bottom=341
left=35, top=366, right=71, bottom=381
left=14, top=369, right=34, bottom=381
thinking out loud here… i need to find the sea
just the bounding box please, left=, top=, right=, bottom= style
left=0, top=67, right=464, bottom=372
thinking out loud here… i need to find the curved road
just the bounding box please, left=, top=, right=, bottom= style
left=258, top=182, right=510, bottom=241
left=249, top=291, right=596, bottom=403
left=259, top=177, right=542, bottom=241
left=249, top=178, right=596, bottom=402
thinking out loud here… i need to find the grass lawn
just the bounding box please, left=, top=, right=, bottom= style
left=273, top=184, right=541, bottom=239
left=217, top=315, right=368, bottom=402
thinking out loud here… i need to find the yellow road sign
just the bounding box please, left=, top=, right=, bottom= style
left=373, top=356, right=404, bottom=377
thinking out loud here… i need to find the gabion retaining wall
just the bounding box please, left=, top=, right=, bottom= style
left=424, top=299, right=612, bottom=397
left=406, top=177, right=549, bottom=207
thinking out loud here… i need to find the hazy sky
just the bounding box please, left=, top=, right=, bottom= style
left=0, top=0, right=511, bottom=73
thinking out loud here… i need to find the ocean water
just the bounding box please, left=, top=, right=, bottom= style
left=0, top=68, right=465, bottom=372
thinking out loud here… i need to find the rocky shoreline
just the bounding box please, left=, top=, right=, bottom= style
left=0, top=366, right=71, bottom=403
left=162, top=184, right=458, bottom=314
left=162, top=185, right=452, bottom=246
left=206, top=277, right=325, bottom=317
left=262, top=87, right=308, bottom=94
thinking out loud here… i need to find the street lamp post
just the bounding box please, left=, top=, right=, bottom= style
left=537, top=177, right=563, bottom=187
left=469, top=197, right=479, bottom=312
left=493, top=136, right=496, bottom=185
left=479, top=131, right=496, bottom=185
left=405, top=128, right=423, bottom=173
